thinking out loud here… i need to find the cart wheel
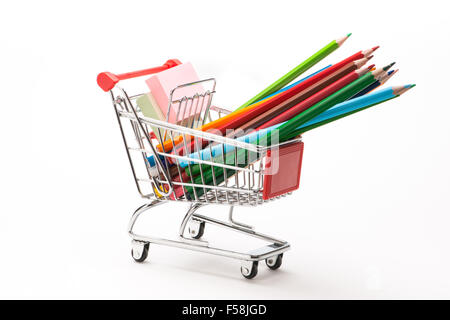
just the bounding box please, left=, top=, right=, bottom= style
left=241, top=261, right=258, bottom=279
left=265, top=253, right=283, bottom=270
left=131, top=241, right=149, bottom=263
left=188, top=220, right=205, bottom=239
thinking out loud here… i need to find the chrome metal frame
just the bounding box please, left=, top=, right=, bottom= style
left=128, top=201, right=290, bottom=264
left=106, top=77, right=301, bottom=277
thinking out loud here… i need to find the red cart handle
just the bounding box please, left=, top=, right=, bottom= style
left=97, top=59, right=182, bottom=92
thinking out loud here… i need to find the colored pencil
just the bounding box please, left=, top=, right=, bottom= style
left=271, top=62, right=395, bottom=143
left=285, top=84, right=415, bottom=138
left=173, top=47, right=380, bottom=155
left=154, top=65, right=328, bottom=153
left=146, top=68, right=330, bottom=167
left=182, top=84, right=415, bottom=192
left=156, top=47, right=378, bottom=153
left=351, top=69, right=397, bottom=98
left=182, top=62, right=395, bottom=180
left=166, top=59, right=385, bottom=189
left=178, top=85, right=413, bottom=169
left=236, top=33, right=352, bottom=111
left=251, top=65, right=332, bottom=104
left=255, top=61, right=374, bottom=131
left=214, top=49, right=378, bottom=132
left=235, top=57, right=373, bottom=133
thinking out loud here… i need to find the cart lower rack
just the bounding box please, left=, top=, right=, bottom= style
left=97, top=61, right=303, bottom=279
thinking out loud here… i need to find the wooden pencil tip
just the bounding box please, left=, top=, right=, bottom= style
left=394, top=84, right=416, bottom=95
left=381, top=69, right=398, bottom=84
left=383, top=62, right=396, bottom=71
left=362, top=46, right=380, bottom=57
left=367, top=64, right=375, bottom=70
left=336, top=34, right=351, bottom=46
left=388, top=69, right=399, bottom=76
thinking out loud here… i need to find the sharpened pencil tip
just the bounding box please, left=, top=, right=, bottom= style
left=367, top=55, right=374, bottom=61
left=394, top=84, right=416, bottom=95
left=383, top=62, right=396, bottom=71
left=367, top=64, right=375, bottom=70
left=347, top=33, right=352, bottom=37
left=336, top=34, right=351, bottom=46
left=362, top=45, right=380, bottom=57
left=387, top=69, right=399, bottom=78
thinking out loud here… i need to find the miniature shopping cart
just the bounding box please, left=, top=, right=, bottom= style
left=97, top=60, right=304, bottom=279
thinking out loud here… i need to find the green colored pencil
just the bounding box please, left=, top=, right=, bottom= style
left=236, top=33, right=352, bottom=111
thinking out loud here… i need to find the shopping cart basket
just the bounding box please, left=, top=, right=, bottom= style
left=97, top=60, right=303, bottom=279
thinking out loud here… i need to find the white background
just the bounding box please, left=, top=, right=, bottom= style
left=1, top=0, right=449, bottom=299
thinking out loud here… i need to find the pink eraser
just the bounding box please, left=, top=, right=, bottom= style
left=145, top=62, right=205, bottom=124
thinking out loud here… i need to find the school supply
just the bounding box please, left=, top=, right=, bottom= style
left=286, top=84, right=414, bottom=139
left=154, top=65, right=329, bottom=153
left=257, top=63, right=373, bottom=130
left=351, top=69, right=398, bottom=98
left=252, top=64, right=332, bottom=104
left=178, top=84, right=413, bottom=173
left=184, top=64, right=396, bottom=194
left=156, top=46, right=378, bottom=153
left=146, top=62, right=205, bottom=124
left=185, top=84, right=413, bottom=203
left=243, top=58, right=373, bottom=131
left=136, top=92, right=167, bottom=143
left=169, top=50, right=378, bottom=158
left=164, top=61, right=392, bottom=197
left=274, top=63, right=395, bottom=141
left=236, top=33, right=352, bottom=110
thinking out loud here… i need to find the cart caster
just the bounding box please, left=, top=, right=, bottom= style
left=188, top=219, right=205, bottom=239
left=131, top=240, right=149, bottom=263
left=265, top=253, right=283, bottom=270
left=241, top=261, right=258, bottom=279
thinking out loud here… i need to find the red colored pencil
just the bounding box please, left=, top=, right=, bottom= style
left=258, top=64, right=374, bottom=129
